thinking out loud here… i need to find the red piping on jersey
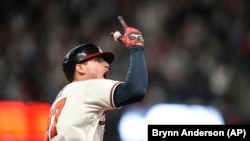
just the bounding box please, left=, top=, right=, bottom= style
left=99, top=120, right=105, bottom=125
left=110, top=82, right=121, bottom=108
left=98, top=111, right=107, bottom=125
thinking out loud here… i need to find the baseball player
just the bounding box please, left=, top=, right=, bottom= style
left=45, top=18, right=148, bottom=141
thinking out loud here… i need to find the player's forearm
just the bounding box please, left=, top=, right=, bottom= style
left=126, top=46, right=148, bottom=95
left=114, top=46, right=148, bottom=107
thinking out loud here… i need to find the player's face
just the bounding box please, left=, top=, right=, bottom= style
left=83, top=56, right=110, bottom=79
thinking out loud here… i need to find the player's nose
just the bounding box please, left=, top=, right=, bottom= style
left=104, top=61, right=109, bottom=68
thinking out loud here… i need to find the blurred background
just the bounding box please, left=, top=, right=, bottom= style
left=0, top=0, right=250, bottom=140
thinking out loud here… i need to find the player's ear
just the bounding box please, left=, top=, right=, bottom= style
left=75, top=63, right=86, bottom=74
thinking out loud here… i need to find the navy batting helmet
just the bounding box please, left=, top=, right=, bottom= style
left=62, top=43, right=115, bottom=82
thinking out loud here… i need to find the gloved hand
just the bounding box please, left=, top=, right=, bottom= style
left=121, top=27, right=144, bottom=48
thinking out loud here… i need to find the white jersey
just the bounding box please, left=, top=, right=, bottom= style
left=46, top=79, right=121, bottom=141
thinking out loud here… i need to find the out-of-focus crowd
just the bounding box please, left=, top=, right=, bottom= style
left=0, top=0, right=249, bottom=137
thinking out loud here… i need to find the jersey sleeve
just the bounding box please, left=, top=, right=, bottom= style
left=83, top=79, right=122, bottom=110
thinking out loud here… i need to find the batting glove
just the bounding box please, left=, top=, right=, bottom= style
left=121, top=27, right=144, bottom=48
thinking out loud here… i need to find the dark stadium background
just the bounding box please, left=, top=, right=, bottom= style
left=0, top=0, right=249, bottom=140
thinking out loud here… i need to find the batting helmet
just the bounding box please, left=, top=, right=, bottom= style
left=62, top=43, right=115, bottom=82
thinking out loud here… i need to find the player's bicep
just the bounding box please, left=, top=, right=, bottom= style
left=113, top=83, right=145, bottom=107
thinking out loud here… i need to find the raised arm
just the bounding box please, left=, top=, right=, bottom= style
left=111, top=19, right=148, bottom=107
left=114, top=46, right=147, bottom=107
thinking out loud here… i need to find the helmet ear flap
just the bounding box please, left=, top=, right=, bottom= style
left=62, top=64, right=76, bottom=82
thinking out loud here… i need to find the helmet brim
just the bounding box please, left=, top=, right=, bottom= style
left=78, top=52, right=115, bottom=64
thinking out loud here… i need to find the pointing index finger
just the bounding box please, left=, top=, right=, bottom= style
left=118, top=16, right=128, bottom=29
